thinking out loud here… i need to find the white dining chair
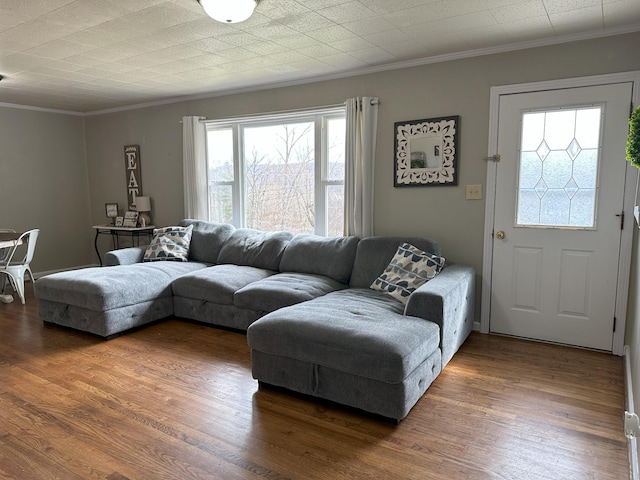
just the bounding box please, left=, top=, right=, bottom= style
left=0, top=229, right=39, bottom=304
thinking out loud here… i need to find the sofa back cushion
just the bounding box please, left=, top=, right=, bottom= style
left=279, top=234, right=360, bottom=284
left=349, top=236, right=441, bottom=288
left=179, top=219, right=235, bottom=264
left=217, top=228, right=293, bottom=270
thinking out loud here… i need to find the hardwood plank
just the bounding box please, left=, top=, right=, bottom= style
left=0, top=289, right=629, bottom=479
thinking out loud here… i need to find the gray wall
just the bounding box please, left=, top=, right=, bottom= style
left=0, top=106, right=92, bottom=273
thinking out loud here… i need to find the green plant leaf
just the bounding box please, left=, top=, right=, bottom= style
left=627, top=106, right=640, bottom=168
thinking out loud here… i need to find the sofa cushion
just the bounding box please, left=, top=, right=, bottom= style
left=279, top=234, right=359, bottom=284
left=143, top=225, right=193, bottom=262
left=234, top=272, right=348, bottom=313
left=179, top=219, right=235, bottom=264
left=350, top=236, right=441, bottom=289
left=370, top=243, right=445, bottom=304
left=247, top=288, right=441, bottom=384
left=171, top=264, right=276, bottom=305
left=35, top=262, right=208, bottom=311
left=217, top=228, right=292, bottom=270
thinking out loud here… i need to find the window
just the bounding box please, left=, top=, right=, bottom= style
left=205, top=107, right=345, bottom=236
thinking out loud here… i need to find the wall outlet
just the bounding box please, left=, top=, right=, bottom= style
left=466, top=184, right=482, bottom=200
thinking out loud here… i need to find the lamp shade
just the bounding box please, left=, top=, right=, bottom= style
left=198, top=0, right=257, bottom=23
left=135, top=196, right=151, bottom=212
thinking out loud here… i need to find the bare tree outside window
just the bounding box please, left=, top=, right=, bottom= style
left=245, top=122, right=315, bottom=233
left=326, top=117, right=345, bottom=237
left=207, top=128, right=234, bottom=224
left=205, top=108, right=345, bottom=236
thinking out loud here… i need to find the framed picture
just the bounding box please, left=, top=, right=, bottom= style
left=122, top=211, right=139, bottom=228
left=115, top=216, right=124, bottom=227
left=394, top=115, right=459, bottom=187
left=105, top=203, right=118, bottom=218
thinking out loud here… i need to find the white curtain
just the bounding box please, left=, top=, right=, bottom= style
left=182, top=116, right=208, bottom=220
left=344, top=97, right=378, bottom=238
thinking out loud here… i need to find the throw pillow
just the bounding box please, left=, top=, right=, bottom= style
left=143, top=225, right=193, bottom=262
left=370, top=242, right=445, bottom=304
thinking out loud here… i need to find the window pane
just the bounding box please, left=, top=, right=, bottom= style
left=207, top=129, right=234, bottom=182
left=327, top=184, right=344, bottom=237
left=575, top=108, right=601, bottom=149
left=209, top=184, right=233, bottom=224
left=327, top=117, right=345, bottom=182
left=207, top=128, right=234, bottom=224
left=521, top=112, right=545, bottom=151
left=516, top=107, right=601, bottom=228
left=244, top=122, right=315, bottom=233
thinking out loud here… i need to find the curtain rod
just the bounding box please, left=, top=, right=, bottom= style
left=179, top=98, right=379, bottom=123
left=180, top=104, right=342, bottom=123
left=179, top=116, right=206, bottom=123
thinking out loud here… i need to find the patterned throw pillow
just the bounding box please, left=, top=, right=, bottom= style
left=370, top=243, right=445, bottom=304
left=143, top=225, right=193, bottom=262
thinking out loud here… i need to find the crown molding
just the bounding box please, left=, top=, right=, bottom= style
left=2, top=23, right=639, bottom=117
left=0, top=101, right=84, bottom=116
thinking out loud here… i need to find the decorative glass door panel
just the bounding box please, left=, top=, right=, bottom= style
left=516, top=107, right=602, bottom=228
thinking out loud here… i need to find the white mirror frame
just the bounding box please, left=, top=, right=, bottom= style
left=394, top=115, right=459, bottom=187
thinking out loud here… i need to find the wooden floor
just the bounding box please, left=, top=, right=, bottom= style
left=0, top=289, right=629, bottom=480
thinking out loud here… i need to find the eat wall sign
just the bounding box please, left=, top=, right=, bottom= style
left=124, top=145, right=142, bottom=211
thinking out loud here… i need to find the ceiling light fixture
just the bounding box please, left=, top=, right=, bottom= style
left=197, top=0, right=258, bottom=24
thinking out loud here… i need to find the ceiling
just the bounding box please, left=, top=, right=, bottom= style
left=0, top=0, right=639, bottom=115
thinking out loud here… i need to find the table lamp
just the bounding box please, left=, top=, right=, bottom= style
left=135, top=196, right=152, bottom=227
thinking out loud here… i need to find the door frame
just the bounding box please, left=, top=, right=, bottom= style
left=481, top=71, right=640, bottom=355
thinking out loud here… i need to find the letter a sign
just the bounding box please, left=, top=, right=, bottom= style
left=124, top=145, right=143, bottom=211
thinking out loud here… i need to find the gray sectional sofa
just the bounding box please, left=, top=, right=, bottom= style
left=35, top=219, right=475, bottom=421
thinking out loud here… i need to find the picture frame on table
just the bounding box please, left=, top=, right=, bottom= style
left=115, top=216, right=124, bottom=227
left=122, top=211, right=138, bottom=228
left=105, top=203, right=118, bottom=221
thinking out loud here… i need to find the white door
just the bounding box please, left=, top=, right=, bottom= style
left=490, top=82, right=633, bottom=351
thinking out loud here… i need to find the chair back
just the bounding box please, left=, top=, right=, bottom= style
left=2, top=229, right=39, bottom=267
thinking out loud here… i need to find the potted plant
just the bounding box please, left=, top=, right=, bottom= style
left=628, top=106, right=640, bottom=168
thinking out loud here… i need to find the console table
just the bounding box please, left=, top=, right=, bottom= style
left=0, top=231, right=21, bottom=250
left=92, top=224, right=155, bottom=266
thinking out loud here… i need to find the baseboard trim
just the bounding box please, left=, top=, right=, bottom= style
left=625, top=345, right=639, bottom=480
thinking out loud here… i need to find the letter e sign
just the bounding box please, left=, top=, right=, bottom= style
left=124, top=145, right=143, bottom=211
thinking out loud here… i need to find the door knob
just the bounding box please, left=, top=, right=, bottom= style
left=495, top=230, right=505, bottom=240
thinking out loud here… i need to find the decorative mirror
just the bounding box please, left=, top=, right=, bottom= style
left=394, top=115, right=459, bottom=187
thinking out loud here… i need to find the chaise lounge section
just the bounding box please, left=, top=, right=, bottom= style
left=247, top=237, right=474, bottom=420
